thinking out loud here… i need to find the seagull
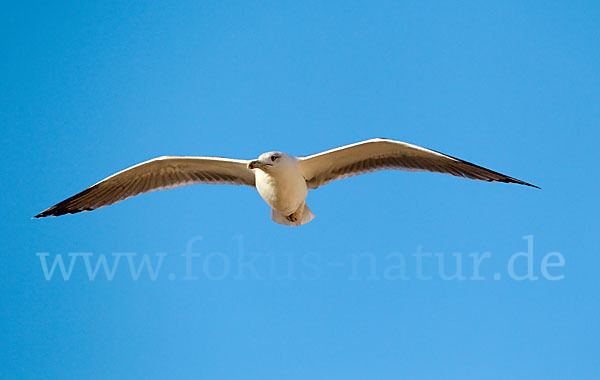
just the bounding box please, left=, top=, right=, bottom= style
left=33, top=138, right=538, bottom=226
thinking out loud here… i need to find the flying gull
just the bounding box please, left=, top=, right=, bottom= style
left=34, top=138, right=538, bottom=226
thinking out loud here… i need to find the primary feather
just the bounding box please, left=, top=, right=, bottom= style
left=34, top=156, right=255, bottom=218
left=299, top=138, right=538, bottom=189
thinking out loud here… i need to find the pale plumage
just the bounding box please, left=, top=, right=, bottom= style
left=34, top=138, right=538, bottom=226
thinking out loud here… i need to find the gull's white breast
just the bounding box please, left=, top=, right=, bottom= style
left=254, top=165, right=307, bottom=215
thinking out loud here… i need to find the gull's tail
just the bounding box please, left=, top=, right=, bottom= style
left=271, top=202, right=315, bottom=227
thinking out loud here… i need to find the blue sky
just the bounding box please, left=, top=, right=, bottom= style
left=1, top=1, right=599, bottom=379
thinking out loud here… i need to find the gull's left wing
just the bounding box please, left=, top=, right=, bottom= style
left=298, top=138, right=538, bottom=190
left=34, top=156, right=255, bottom=218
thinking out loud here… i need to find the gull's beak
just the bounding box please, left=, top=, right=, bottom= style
left=248, top=160, right=263, bottom=169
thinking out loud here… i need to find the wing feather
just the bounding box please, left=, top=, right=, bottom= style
left=34, top=156, right=255, bottom=218
left=299, top=138, right=538, bottom=190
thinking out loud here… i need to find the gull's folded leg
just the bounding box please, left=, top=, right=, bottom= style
left=271, top=202, right=315, bottom=226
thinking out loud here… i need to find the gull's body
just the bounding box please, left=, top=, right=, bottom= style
left=252, top=153, right=314, bottom=225
left=254, top=155, right=306, bottom=214
left=34, top=138, right=538, bottom=226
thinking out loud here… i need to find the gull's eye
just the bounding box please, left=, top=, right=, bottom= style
left=271, top=155, right=279, bottom=162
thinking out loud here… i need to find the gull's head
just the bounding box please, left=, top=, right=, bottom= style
left=248, top=152, right=296, bottom=172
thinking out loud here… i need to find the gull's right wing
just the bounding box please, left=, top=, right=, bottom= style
left=34, top=156, right=255, bottom=218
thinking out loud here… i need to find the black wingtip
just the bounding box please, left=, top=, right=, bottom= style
left=33, top=209, right=53, bottom=219
left=32, top=204, right=75, bottom=218
left=33, top=207, right=84, bottom=219
left=513, top=179, right=541, bottom=189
